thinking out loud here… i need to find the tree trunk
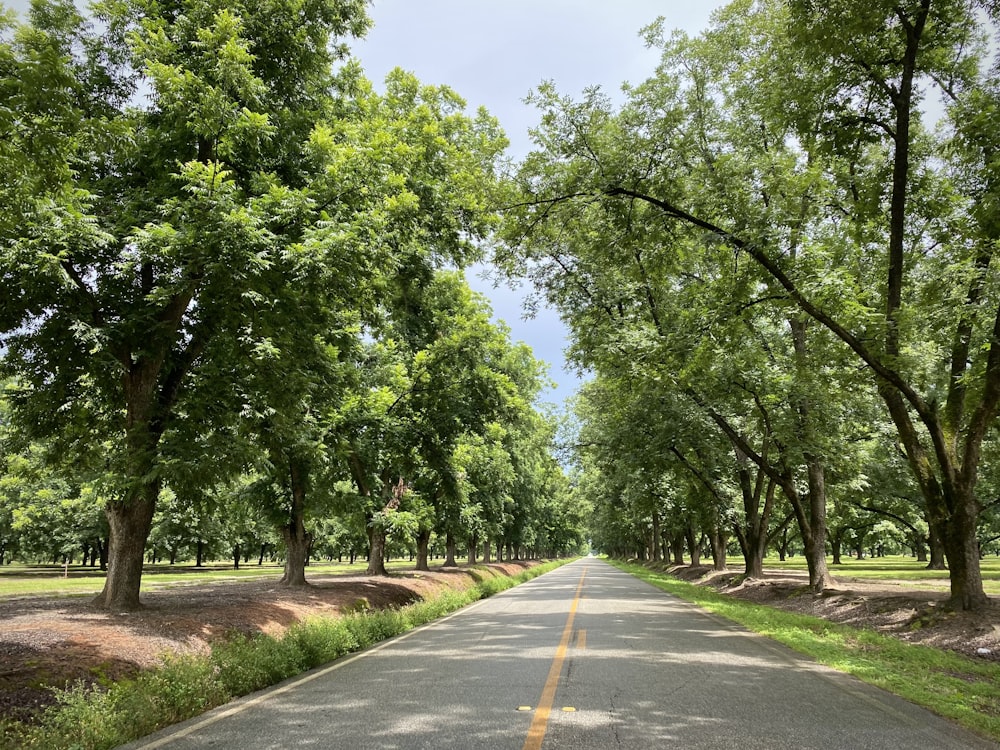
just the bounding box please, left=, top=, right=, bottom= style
left=670, top=534, right=685, bottom=565
left=740, top=475, right=775, bottom=580
left=367, top=524, right=388, bottom=576
left=468, top=532, right=478, bottom=565
left=482, top=539, right=492, bottom=563
left=280, top=459, right=312, bottom=586
left=709, top=524, right=727, bottom=571
left=926, top=522, right=947, bottom=569
left=93, top=484, right=158, bottom=611
left=940, top=486, right=989, bottom=610
left=651, top=510, right=662, bottom=562
left=831, top=534, right=843, bottom=566
left=686, top=526, right=701, bottom=566
left=415, top=529, right=431, bottom=572
left=196, top=539, right=205, bottom=567
left=444, top=531, right=458, bottom=567
left=783, top=459, right=834, bottom=593
left=233, top=544, right=241, bottom=570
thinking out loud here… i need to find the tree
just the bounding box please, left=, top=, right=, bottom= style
left=0, top=0, right=370, bottom=609
left=498, top=0, right=1000, bottom=610
left=342, top=272, right=528, bottom=574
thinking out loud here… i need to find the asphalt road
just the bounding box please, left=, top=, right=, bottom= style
left=121, top=558, right=999, bottom=749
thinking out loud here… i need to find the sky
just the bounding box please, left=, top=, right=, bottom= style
left=6, top=0, right=727, bottom=405
left=352, top=1, right=726, bottom=405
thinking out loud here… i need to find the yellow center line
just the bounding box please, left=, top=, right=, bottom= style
left=522, top=566, right=588, bottom=750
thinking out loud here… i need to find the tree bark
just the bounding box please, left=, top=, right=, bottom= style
left=94, top=485, right=157, bottom=611
left=940, top=486, right=988, bottom=609
left=708, top=524, right=727, bottom=571
left=802, top=458, right=834, bottom=592
left=927, top=523, right=946, bottom=569
left=280, top=458, right=312, bottom=586
left=670, top=534, right=685, bottom=565
left=415, top=529, right=431, bottom=571
left=367, top=523, right=388, bottom=576
left=443, top=531, right=457, bottom=567
left=686, top=526, right=701, bottom=566
left=651, top=510, right=662, bottom=562
left=468, top=532, right=478, bottom=564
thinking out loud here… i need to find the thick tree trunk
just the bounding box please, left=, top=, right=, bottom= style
left=93, top=485, right=158, bottom=611
left=739, top=476, right=775, bottom=580
left=280, top=524, right=311, bottom=585
left=708, top=525, right=727, bottom=571
left=482, top=539, right=491, bottom=563
left=670, top=534, right=685, bottom=565
left=941, top=487, right=989, bottom=610
left=651, top=510, right=662, bottom=562
left=831, top=534, right=843, bottom=566
left=367, top=524, right=388, bottom=576
left=926, top=521, right=947, bottom=569
left=415, top=529, right=431, bottom=572
left=444, top=531, right=458, bottom=567
left=468, top=532, right=478, bottom=564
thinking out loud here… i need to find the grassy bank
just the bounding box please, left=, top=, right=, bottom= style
left=1, top=559, right=572, bottom=750
left=611, top=559, right=1000, bottom=743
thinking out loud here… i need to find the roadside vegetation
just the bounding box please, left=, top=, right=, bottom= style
left=612, top=560, right=1000, bottom=743
left=0, top=559, right=571, bottom=750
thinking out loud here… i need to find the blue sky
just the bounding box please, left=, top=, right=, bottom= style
left=6, top=0, right=726, bottom=405
left=352, top=1, right=725, bottom=405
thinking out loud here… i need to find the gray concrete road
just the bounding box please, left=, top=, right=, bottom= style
left=120, top=558, right=999, bottom=749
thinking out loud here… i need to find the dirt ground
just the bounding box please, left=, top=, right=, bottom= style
left=0, top=561, right=535, bottom=724
left=1, top=560, right=998, bottom=726
left=668, top=564, right=1000, bottom=659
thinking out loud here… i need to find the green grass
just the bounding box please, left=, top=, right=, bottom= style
left=0, top=558, right=573, bottom=750
left=611, top=559, right=1000, bottom=743
left=759, top=554, right=1000, bottom=594
left=0, top=559, right=427, bottom=599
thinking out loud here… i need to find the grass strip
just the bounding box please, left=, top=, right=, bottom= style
left=610, top=559, right=1000, bottom=743
left=0, top=559, right=572, bottom=750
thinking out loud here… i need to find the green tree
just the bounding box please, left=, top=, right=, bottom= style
left=0, top=0, right=369, bottom=609
left=499, top=0, right=1000, bottom=610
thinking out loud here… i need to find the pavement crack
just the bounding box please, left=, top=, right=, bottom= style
left=609, top=689, right=624, bottom=749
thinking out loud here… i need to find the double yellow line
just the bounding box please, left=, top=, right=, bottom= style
left=522, top=566, right=588, bottom=750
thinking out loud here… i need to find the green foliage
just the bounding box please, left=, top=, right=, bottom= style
left=210, top=632, right=308, bottom=695
left=499, top=0, right=1000, bottom=606
left=3, top=656, right=227, bottom=750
